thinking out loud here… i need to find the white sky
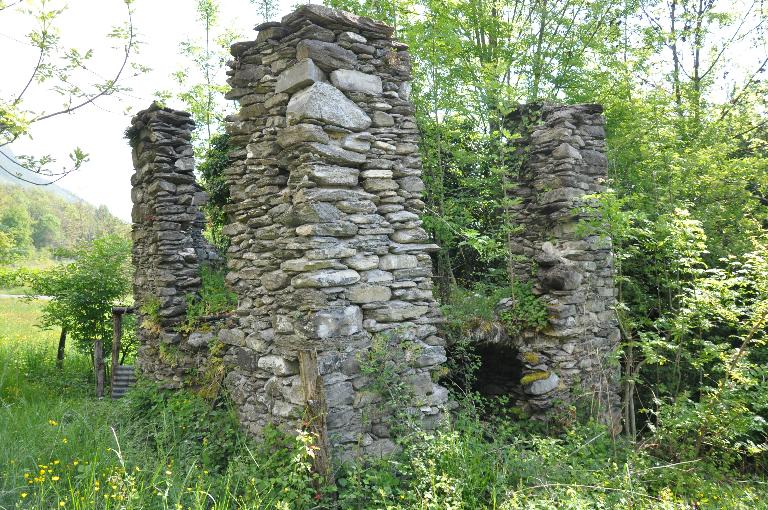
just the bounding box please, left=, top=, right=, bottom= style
left=1, top=0, right=296, bottom=220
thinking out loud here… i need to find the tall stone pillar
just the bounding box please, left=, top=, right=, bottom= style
left=129, top=103, right=215, bottom=387
left=221, top=5, right=448, bottom=458
left=504, top=104, right=621, bottom=429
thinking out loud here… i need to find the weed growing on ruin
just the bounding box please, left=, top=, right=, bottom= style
left=198, top=340, right=227, bottom=401
left=358, top=330, right=419, bottom=440
left=181, top=265, right=236, bottom=333
left=158, top=343, right=183, bottom=368
left=442, top=282, right=548, bottom=336
left=497, top=282, right=549, bottom=335
left=138, top=296, right=161, bottom=333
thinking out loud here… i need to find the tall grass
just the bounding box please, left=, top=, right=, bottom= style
left=1, top=298, right=768, bottom=509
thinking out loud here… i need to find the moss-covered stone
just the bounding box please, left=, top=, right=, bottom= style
left=520, top=370, right=550, bottom=385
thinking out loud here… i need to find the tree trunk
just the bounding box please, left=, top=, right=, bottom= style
left=56, top=328, right=67, bottom=369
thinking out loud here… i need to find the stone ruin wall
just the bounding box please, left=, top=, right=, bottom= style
left=496, top=104, right=621, bottom=428
left=129, top=104, right=220, bottom=387
left=220, top=5, right=448, bottom=458
left=129, top=7, right=624, bottom=458
left=130, top=6, right=449, bottom=460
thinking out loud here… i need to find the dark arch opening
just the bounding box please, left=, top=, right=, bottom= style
left=472, top=343, right=524, bottom=399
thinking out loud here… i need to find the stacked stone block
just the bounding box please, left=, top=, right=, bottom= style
left=220, top=5, right=448, bottom=458
left=129, top=103, right=217, bottom=386
left=502, top=104, right=621, bottom=428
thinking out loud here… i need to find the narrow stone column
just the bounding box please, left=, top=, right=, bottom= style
left=128, top=103, right=213, bottom=387
left=504, top=104, right=621, bottom=429
left=222, top=5, right=448, bottom=459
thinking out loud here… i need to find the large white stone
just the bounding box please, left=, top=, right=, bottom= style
left=305, top=164, right=360, bottom=187
left=275, top=58, right=327, bottom=94
left=286, top=82, right=371, bottom=131
left=368, top=301, right=428, bottom=322
left=372, top=111, right=394, bottom=127
left=276, top=123, right=329, bottom=147
left=296, top=39, right=357, bottom=72
left=306, top=142, right=367, bottom=166
left=258, top=355, right=299, bottom=376
left=314, top=306, right=363, bottom=338
left=525, top=372, right=560, bottom=395
left=379, top=254, right=418, bottom=270
left=330, top=69, right=382, bottom=95
left=347, top=284, right=392, bottom=303
left=292, top=269, right=360, bottom=288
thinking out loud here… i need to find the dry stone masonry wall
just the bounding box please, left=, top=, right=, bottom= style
left=129, top=7, right=625, bottom=460
left=501, top=104, right=621, bottom=428
left=220, top=5, right=448, bottom=459
left=129, top=103, right=218, bottom=387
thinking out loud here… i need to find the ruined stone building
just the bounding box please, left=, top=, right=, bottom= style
left=128, top=5, right=621, bottom=463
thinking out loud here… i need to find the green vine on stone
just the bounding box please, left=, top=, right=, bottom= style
left=358, top=330, right=418, bottom=440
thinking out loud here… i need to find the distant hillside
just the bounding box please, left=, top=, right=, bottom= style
left=0, top=148, right=83, bottom=203
left=0, top=174, right=128, bottom=262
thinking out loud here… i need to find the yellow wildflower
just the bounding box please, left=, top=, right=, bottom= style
left=53, top=460, right=60, bottom=465
left=20, top=493, right=28, bottom=499
left=48, top=419, right=58, bottom=426
left=59, top=501, right=65, bottom=507
left=52, top=476, right=60, bottom=481
left=62, top=437, right=68, bottom=444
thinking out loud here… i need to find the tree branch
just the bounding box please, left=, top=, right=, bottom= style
left=0, top=1, right=21, bottom=12
left=32, top=1, right=136, bottom=124
left=718, top=55, right=768, bottom=121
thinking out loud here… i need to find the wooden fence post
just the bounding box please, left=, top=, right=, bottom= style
left=94, top=339, right=104, bottom=398
left=298, top=350, right=335, bottom=490
left=111, top=310, right=123, bottom=398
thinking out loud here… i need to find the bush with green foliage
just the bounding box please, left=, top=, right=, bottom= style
left=197, top=134, right=231, bottom=252
left=30, top=234, right=132, bottom=360
left=442, top=282, right=548, bottom=336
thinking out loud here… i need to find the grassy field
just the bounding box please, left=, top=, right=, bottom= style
left=1, top=298, right=768, bottom=509
left=0, top=298, right=105, bottom=510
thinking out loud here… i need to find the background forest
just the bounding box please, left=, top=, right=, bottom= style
left=320, top=0, right=768, bottom=460
left=1, top=0, right=768, bottom=508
